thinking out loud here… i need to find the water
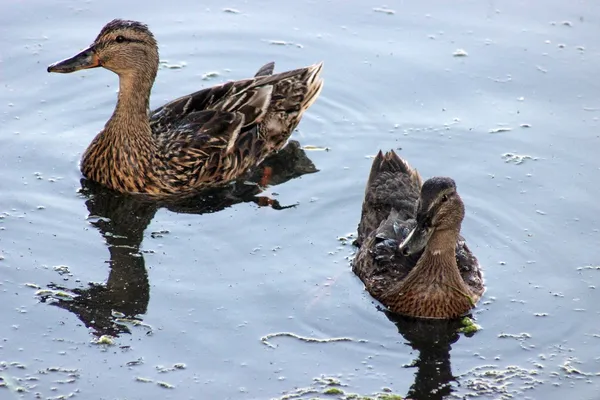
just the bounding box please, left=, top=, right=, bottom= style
left=1, top=0, right=600, bottom=399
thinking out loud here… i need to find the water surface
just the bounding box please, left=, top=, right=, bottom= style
left=1, top=0, right=599, bottom=399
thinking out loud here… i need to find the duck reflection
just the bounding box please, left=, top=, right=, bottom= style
left=39, top=141, right=317, bottom=336
left=385, top=311, right=467, bottom=400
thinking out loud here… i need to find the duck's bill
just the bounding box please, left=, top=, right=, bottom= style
left=47, top=46, right=100, bottom=73
left=398, top=224, right=431, bottom=256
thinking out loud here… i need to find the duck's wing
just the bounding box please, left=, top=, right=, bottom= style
left=149, top=77, right=267, bottom=138
left=355, top=150, right=422, bottom=247
left=353, top=209, right=422, bottom=300
left=455, top=236, right=485, bottom=300
left=150, top=62, right=323, bottom=154
left=155, top=104, right=268, bottom=190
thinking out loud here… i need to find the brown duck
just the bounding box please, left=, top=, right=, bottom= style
left=47, top=19, right=323, bottom=195
left=353, top=150, right=485, bottom=319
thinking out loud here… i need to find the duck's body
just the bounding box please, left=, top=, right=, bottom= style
left=353, top=150, right=484, bottom=319
left=48, top=19, right=323, bottom=195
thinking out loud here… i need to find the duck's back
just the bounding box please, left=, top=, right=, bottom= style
left=353, top=151, right=423, bottom=298
left=356, top=150, right=422, bottom=246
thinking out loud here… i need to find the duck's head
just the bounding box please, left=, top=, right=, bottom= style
left=48, top=19, right=159, bottom=77
left=399, top=177, right=465, bottom=256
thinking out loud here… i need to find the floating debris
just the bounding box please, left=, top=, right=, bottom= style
left=264, top=39, right=303, bottom=48
left=459, top=317, right=482, bottom=335
left=302, top=145, right=330, bottom=151
left=159, top=60, right=187, bottom=70
left=560, top=357, right=598, bottom=376
left=456, top=364, right=544, bottom=398
left=490, top=75, right=512, bottom=83
left=93, top=335, right=115, bottom=345
left=156, top=381, right=175, bottom=389
left=0, top=364, right=81, bottom=398
left=127, top=358, right=144, bottom=367
left=337, top=232, right=355, bottom=245
left=114, top=317, right=154, bottom=333
left=24, top=282, right=41, bottom=289
left=536, top=65, right=548, bottom=73
left=150, top=230, right=169, bottom=239
left=222, top=8, right=240, bottom=14
left=135, top=377, right=153, bottom=383
left=373, top=7, right=395, bottom=15
left=260, top=332, right=367, bottom=349
left=274, top=375, right=403, bottom=400
left=34, top=289, right=74, bottom=301
left=156, top=363, right=187, bottom=373
left=577, top=265, right=600, bottom=270
left=453, top=48, right=468, bottom=57
left=502, top=152, right=537, bottom=165
left=202, top=71, right=220, bottom=81
left=53, top=265, right=71, bottom=275
left=323, top=387, right=344, bottom=395
left=269, top=40, right=290, bottom=46
left=489, top=127, right=512, bottom=134
left=498, top=332, right=531, bottom=339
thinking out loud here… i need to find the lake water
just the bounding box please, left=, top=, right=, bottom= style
left=1, top=0, right=600, bottom=399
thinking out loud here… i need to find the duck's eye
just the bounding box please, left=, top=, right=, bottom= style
left=115, top=35, right=126, bottom=43
left=441, top=194, right=449, bottom=202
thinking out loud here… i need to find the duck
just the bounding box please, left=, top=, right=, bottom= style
left=47, top=19, right=324, bottom=195
left=353, top=150, right=484, bottom=319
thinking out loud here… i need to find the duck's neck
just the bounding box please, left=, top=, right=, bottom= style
left=107, top=70, right=155, bottom=131
left=414, top=229, right=463, bottom=284
left=82, top=69, right=159, bottom=193
left=386, top=228, right=474, bottom=318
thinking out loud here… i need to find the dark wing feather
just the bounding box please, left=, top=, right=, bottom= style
left=149, top=79, right=255, bottom=137
left=455, top=236, right=485, bottom=297
left=156, top=110, right=246, bottom=188
left=149, top=79, right=274, bottom=190
left=254, top=61, right=275, bottom=77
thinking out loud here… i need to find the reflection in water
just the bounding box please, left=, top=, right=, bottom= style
left=38, top=141, right=318, bottom=336
left=385, top=311, right=466, bottom=400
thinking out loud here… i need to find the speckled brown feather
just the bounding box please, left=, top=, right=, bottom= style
left=352, top=150, right=484, bottom=319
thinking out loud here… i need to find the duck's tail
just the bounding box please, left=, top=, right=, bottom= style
left=366, top=150, right=422, bottom=190
left=356, top=150, right=423, bottom=246
left=297, top=62, right=325, bottom=115
left=254, top=61, right=275, bottom=77
left=253, top=62, right=324, bottom=152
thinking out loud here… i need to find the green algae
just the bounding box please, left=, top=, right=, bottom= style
left=459, top=316, right=482, bottom=335
left=272, top=375, right=403, bottom=400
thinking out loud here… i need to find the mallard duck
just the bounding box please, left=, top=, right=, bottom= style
left=353, top=150, right=484, bottom=319
left=47, top=19, right=324, bottom=195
